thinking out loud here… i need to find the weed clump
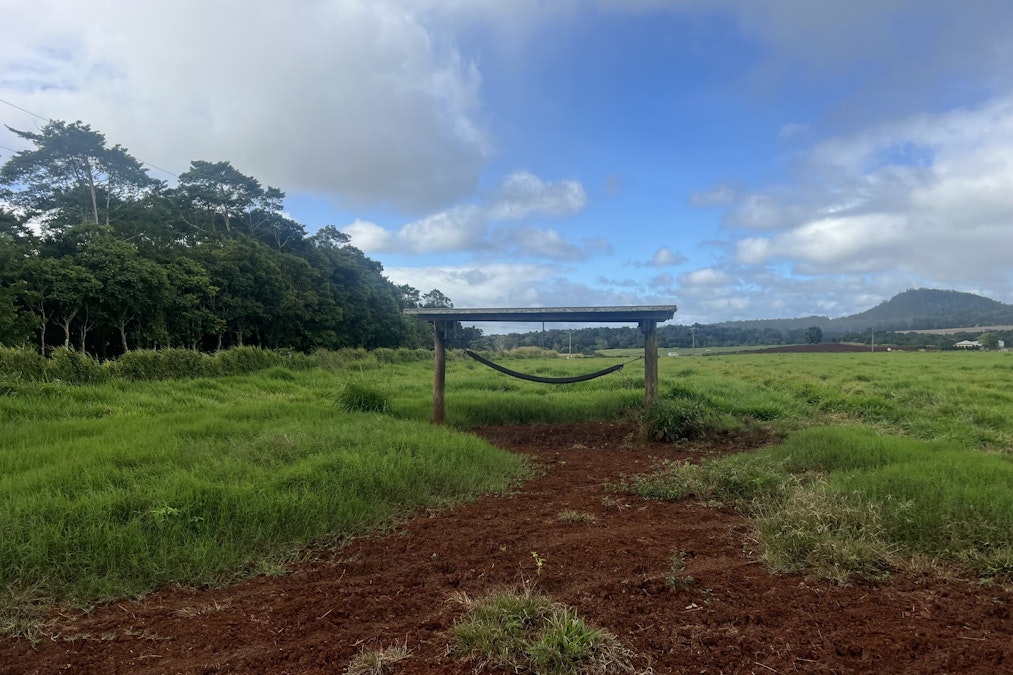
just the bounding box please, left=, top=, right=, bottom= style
left=453, top=587, right=639, bottom=674
left=338, top=383, right=389, bottom=413
left=345, top=642, right=410, bottom=674
left=644, top=399, right=725, bottom=442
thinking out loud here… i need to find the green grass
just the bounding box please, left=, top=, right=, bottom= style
left=0, top=367, right=528, bottom=632
left=624, top=425, right=1013, bottom=583
left=3, top=347, right=1013, bottom=630
left=657, top=350, right=1013, bottom=449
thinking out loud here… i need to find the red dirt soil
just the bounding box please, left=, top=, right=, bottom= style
left=2, top=423, right=1010, bottom=674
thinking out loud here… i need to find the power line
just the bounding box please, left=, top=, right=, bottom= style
left=0, top=97, right=178, bottom=178
left=0, top=98, right=48, bottom=121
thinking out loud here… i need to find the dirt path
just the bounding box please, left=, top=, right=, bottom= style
left=2, top=423, right=1010, bottom=674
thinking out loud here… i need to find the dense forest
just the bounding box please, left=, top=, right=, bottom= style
left=0, top=120, right=452, bottom=356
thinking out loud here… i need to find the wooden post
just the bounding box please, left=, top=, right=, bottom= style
left=642, top=319, right=659, bottom=409
left=433, top=321, right=447, bottom=424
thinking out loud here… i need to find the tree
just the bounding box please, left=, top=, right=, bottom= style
left=77, top=234, right=168, bottom=353
left=805, top=325, right=823, bottom=344
left=164, top=258, right=222, bottom=349
left=978, top=332, right=999, bottom=350
left=0, top=120, right=158, bottom=229
left=0, top=210, right=34, bottom=345
left=48, top=261, right=100, bottom=349
left=175, top=161, right=284, bottom=237
left=422, top=289, right=454, bottom=308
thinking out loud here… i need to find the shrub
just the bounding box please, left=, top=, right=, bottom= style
left=0, top=347, right=46, bottom=382
left=645, top=400, right=713, bottom=441
left=338, top=383, right=389, bottom=413
left=45, top=348, right=105, bottom=384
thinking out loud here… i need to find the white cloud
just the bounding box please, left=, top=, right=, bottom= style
left=680, top=268, right=732, bottom=287
left=398, top=206, right=486, bottom=253
left=649, top=247, right=687, bottom=268
left=713, top=96, right=1013, bottom=291
left=383, top=262, right=557, bottom=308
left=0, top=0, right=491, bottom=212
left=346, top=170, right=594, bottom=259
left=342, top=219, right=393, bottom=251
left=488, top=171, right=587, bottom=220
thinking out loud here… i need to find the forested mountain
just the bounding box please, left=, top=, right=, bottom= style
left=714, top=288, right=1013, bottom=335
left=0, top=120, right=441, bottom=356
left=837, top=288, right=1013, bottom=331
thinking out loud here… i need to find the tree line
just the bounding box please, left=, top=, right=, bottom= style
left=0, top=120, right=455, bottom=356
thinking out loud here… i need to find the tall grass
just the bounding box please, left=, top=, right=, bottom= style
left=0, top=368, right=528, bottom=628
left=624, top=425, right=1013, bottom=583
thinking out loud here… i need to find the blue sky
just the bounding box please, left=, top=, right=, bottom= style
left=3, top=0, right=1013, bottom=325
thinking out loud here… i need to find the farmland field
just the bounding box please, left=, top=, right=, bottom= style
left=1, top=348, right=1012, bottom=673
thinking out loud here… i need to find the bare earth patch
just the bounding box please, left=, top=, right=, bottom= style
left=2, top=423, right=1010, bottom=673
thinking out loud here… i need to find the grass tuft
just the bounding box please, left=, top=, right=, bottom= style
left=345, top=642, right=411, bottom=675
left=338, top=382, right=389, bottom=413
left=453, top=587, right=639, bottom=674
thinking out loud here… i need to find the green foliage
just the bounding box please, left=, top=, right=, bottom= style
left=0, top=118, right=446, bottom=356
left=107, top=348, right=208, bottom=380
left=664, top=549, right=695, bottom=590
left=0, top=347, right=46, bottom=382
left=645, top=400, right=716, bottom=441
left=453, top=588, right=636, bottom=674
left=338, top=382, right=389, bottom=413
left=211, top=346, right=283, bottom=375
left=45, top=348, right=105, bottom=384
left=978, top=332, right=1000, bottom=350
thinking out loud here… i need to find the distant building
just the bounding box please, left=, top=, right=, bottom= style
left=954, top=340, right=981, bottom=349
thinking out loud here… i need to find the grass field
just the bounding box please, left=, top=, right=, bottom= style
left=2, top=347, right=1012, bottom=633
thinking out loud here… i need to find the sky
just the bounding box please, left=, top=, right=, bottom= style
left=3, top=0, right=1013, bottom=327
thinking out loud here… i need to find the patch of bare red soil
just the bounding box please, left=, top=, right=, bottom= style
left=2, top=423, right=1010, bottom=674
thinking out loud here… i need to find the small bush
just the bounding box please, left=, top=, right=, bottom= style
left=645, top=400, right=714, bottom=441
left=46, top=348, right=105, bottom=384
left=338, top=383, right=389, bottom=413
left=0, top=347, right=46, bottom=382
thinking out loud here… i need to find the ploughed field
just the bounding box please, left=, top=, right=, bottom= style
left=2, top=423, right=1009, bottom=674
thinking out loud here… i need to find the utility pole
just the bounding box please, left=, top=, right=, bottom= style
left=871, top=328, right=875, bottom=352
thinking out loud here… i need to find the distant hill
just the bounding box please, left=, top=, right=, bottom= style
left=715, top=289, right=1013, bottom=334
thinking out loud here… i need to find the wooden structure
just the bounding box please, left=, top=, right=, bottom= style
left=404, top=305, right=678, bottom=424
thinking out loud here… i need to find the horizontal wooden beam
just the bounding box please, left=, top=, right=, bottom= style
left=404, top=305, right=677, bottom=323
